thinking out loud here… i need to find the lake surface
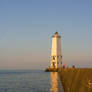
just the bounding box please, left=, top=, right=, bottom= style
left=0, top=70, right=64, bottom=92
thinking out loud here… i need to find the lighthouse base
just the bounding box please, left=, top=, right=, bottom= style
left=45, top=68, right=59, bottom=72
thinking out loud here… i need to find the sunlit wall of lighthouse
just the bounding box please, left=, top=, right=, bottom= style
left=50, top=32, right=62, bottom=68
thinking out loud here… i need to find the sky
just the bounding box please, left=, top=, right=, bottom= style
left=0, top=0, right=92, bottom=69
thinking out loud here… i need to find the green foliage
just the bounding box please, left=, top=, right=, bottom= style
left=59, top=68, right=92, bottom=92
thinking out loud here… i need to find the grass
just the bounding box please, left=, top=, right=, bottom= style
left=59, top=68, right=92, bottom=92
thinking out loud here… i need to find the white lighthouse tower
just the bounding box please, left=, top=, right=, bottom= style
left=50, top=32, right=62, bottom=68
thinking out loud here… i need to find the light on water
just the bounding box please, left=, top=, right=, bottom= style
left=50, top=72, right=63, bottom=92
left=0, top=70, right=63, bottom=92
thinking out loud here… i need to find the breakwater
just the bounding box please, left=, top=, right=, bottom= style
left=45, top=68, right=59, bottom=72
left=59, top=68, right=92, bottom=92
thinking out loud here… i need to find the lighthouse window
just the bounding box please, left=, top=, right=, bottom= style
left=53, top=56, right=55, bottom=60
left=52, top=62, right=55, bottom=68
left=57, top=61, right=59, bottom=64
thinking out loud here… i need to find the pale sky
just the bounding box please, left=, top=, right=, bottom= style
left=0, top=0, right=92, bottom=69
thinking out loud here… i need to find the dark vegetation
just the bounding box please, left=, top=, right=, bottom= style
left=59, top=68, right=92, bottom=92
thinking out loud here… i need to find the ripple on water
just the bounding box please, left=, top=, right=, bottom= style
left=0, top=70, right=64, bottom=92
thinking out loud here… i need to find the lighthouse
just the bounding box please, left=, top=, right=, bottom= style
left=50, top=32, right=62, bottom=68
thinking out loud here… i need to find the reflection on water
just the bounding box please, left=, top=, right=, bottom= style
left=0, top=70, right=64, bottom=92
left=50, top=72, right=64, bottom=92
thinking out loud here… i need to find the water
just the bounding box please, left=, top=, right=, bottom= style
left=0, top=70, right=64, bottom=92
